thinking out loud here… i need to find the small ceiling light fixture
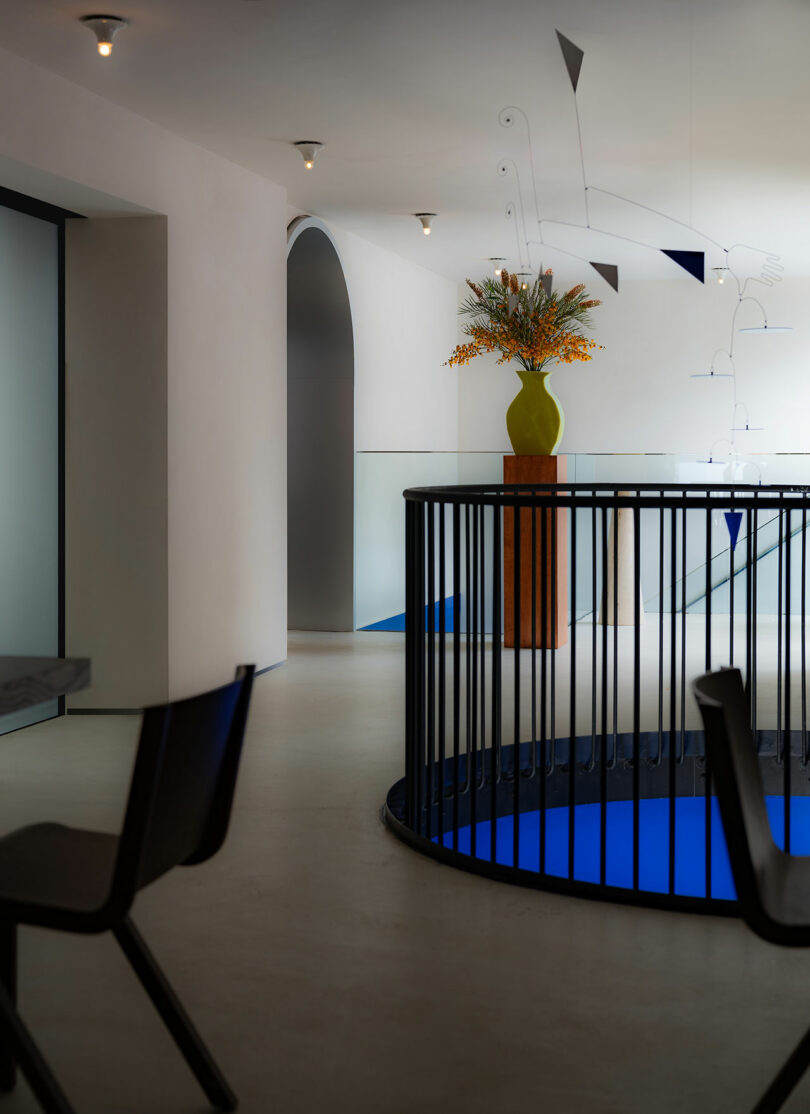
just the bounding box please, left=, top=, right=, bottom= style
left=712, top=267, right=730, bottom=285
left=414, top=213, right=436, bottom=236
left=293, top=141, right=324, bottom=170
left=489, top=257, right=506, bottom=277
left=80, top=14, right=128, bottom=57
left=516, top=271, right=533, bottom=290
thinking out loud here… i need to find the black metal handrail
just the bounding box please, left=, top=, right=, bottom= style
left=385, top=482, right=810, bottom=914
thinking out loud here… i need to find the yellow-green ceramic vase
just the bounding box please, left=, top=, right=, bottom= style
left=506, top=369, right=564, bottom=455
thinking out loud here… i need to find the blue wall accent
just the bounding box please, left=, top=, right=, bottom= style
left=360, top=596, right=455, bottom=632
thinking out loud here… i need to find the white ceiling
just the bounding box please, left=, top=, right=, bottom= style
left=1, top=0, right=809, bottom=287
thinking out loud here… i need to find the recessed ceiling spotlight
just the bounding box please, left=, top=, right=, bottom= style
left=80, top=15, right=128, bottom=57
left=414, top=213, right=436, bottom=236
left=293, top=141, right=324, bottom=170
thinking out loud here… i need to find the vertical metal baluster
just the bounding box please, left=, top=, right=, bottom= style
left=453, top=504, right=461, bottom=847
left=531, top=502, right=537, bottom=778
left=479, top=504, right=487, bottom=791
left=600, top=504, right=609, bottom=885
left=539, top=494, right=549, bottom=875
left=405, top=499, right=416, bottom=829
left=492, top=504, right=502, bottom=863
left=611, top=496, right=619, bottom=768
left=551, top=499, right=558, bottom=774
left=591, top=502, right=598, bottom=770
left=540, top=495, right=548, bottom=769
left=632, top=504, right=641, bottom=892
left=464, top=504, right=472, bottom=797
left=803, top=503, right=808, bottom=765
left=785, top=508, right=792, bottom=851
left=705, top=506, right=712, bottom=671
left=470, top=503, right=478, bottom=856
left=679, top=505, right=687, bottom=765
left=752, top=499, right=758, bottom=734
left=569, top=500, right=577, bottom=880
left=669, top=505, right=677, bottom=894
left=729, top=493, right=735, bottom=666
left=777, top=509, right=784, bottom=765
left=426, top=503, right=435, bottom=841
left=704, top=505, right=712, bottom=899
left=513, top=500, right=521, bottom=869
left=416, top=502, right=427, bottom=836
left=746, top=508, right=753, bottom=707
left=438, top=503, right=446, bottom=847
left=657, top=499, right=665, bottom=766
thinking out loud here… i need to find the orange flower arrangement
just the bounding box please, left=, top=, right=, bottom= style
left=447, top=268, right=602, bottom=372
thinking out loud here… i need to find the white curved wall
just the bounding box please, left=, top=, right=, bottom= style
left=329, top=227, right=459, bottom=452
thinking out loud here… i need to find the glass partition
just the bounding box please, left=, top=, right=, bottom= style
left=355, top=452, right=810, bottom=631
left=0, top=198, right=61, bottom=731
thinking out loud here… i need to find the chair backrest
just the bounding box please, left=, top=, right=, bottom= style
left=693, top=668, right=782, bottom=925
left=112, top=665, right=255, bottom=905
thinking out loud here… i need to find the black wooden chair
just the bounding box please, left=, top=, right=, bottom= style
left=0, top=664, right=255, bottom=1114
left=694, top=666, right=810, bottom=1114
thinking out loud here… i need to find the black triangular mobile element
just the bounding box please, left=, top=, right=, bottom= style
left=540, top=273, right=553, bottom=297
left=724, top=511, right=743, bottom=552
left=589, top=262, right=619, bottom=292
left=556, top=30, right=584, bottom=93
left=661, top=249, right=705, bottom=283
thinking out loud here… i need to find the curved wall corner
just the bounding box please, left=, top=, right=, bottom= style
left=286, top=217, right=355, bottom=631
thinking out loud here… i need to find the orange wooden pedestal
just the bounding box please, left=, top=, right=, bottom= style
left=503, top=455, right=568, bottom=649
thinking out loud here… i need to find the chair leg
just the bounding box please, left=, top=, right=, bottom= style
left=113, top=916, right=237, bottom=1112
left=0, top=978, right=76, bottom=1114
left=0, top=922, right=15, bottom=1090
left=753, top=1024, right=810, bottom=1114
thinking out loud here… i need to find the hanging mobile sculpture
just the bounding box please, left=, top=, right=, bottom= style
left=495, top=27, right=792, bottom=480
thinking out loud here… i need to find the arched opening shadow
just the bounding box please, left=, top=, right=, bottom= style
left=287, top=219, right=354, bottom=630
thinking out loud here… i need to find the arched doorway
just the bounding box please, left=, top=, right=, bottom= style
left=286, top=217, right=354, bottom=630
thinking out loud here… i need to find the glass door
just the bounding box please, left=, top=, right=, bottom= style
left=0, top=194, right=62, bottom=732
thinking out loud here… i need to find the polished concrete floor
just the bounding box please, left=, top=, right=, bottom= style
left=1, top=631, right=810, bottom=1112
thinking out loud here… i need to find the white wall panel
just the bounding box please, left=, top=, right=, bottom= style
left=0, top=46, right=287, bottom=700
left=458, top=278, right=810, bottom=456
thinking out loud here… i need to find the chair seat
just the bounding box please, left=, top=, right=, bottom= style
left=0, top=823, right=118, bottom=920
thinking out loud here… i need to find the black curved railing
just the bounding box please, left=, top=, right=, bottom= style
left=384, top=483, right=810, bottom=914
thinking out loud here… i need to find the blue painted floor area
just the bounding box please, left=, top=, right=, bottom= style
left=434, top=796, right=810, bottom=900
left=360, top=597, right=455, bottom=632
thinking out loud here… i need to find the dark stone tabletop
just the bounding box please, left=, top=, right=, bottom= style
left=0, top=657, right=91, bottom=716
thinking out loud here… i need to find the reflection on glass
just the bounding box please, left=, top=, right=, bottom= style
left=0, top=204, right=59, bottom=731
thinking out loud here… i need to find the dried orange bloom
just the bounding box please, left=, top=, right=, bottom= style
left=445, top=270, right=603, bottom=374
